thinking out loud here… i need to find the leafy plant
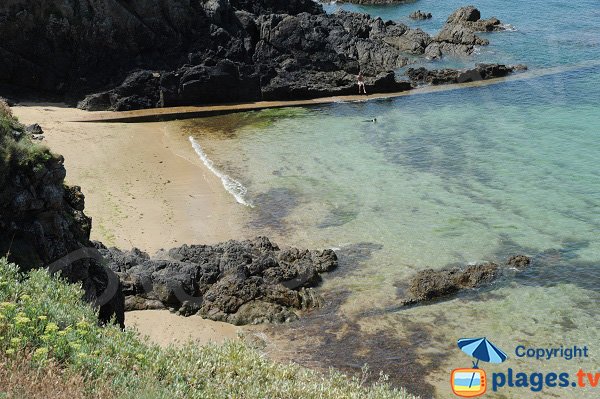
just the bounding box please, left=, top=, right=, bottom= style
left=0, top=258, right=418, bottom=399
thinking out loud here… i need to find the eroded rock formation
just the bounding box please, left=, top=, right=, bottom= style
left=96, top=237, right=338, bottom=325
left=398, top=255, right=531, bottom=305
left=0, top=2, right=518, bottom=110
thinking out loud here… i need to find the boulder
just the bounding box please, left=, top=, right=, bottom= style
left=431, top=6, right=507, bottom=58
left=398, top=255, right=532, bottom=305
left=409, top=11, right=432, bottom=20
left=98, top=237, right=338, bottom=325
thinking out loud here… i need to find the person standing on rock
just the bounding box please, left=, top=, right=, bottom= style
left=357, top=72, right=367, bottom=95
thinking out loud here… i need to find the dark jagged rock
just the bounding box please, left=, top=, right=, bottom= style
left=0, top=1, right=515, bottom=110
left=97, top=237, right=338, bottom=325
left=425, top=6, right=507, bottom=59
left=407, top=263, right=500, bottom=302
left=0, top=107, right=124, bottom=328
left=409, top=11, right=432, bottom=20
left=325, top=0, right=409, bottom=4
left=406, top=63, right=527, bottom=85
left=398, top=255, right=531, bottom=305
left=25, top=124, right=44, bottom=136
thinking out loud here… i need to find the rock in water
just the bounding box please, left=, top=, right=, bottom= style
left=97, top=237, right=338, bottom=325
left=409, top=11, right=432, bottom=20
left=406, top=63, right=527, bottom=85
left=398, top=255, right=531, bottom=305
left=425, top=6, right=508, bottom=59
left=407, top=263, right=500, bottom=301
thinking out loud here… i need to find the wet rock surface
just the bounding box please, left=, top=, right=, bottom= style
left=398, top=255, right=531, bottom=305
left=96, top=237, right=338, bottom=325
left=406, top=63, right=528, bottom=85
left=425, top=5, right=508, bottom=59
left=409, top=10, right=432, bottom=20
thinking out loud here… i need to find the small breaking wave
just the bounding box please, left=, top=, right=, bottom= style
left=502, top=24, right=518, bottom=32
left=189, top=136, right=254, bottom=207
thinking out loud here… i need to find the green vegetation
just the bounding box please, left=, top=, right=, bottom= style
left=0, top=99, right=54, bottom=186
left=0, top=258, right=418, bottom=399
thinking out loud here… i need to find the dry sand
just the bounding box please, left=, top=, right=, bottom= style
left=126, top=310, right=240, bottom=347
left=13, top=104, right=246, bottom=254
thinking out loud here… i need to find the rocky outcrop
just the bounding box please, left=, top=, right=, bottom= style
left=0, top=102, right=124, bottom=328
left=96, top=237, right=338, bottom=325
left=425, top=6, right=507, bottom=59
left=406, top=63, right=527, bottom=85
left=398, top=255, right=531, bottom=305
left=324, top=0, right=408, bottom=4
left=0, top=2, right=515, bottom=110
left=409, top=11, right=432, bottom=20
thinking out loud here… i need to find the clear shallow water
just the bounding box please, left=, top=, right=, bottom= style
left=184, top=2, right=599, bottom=398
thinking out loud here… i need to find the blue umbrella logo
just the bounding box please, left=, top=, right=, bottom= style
left=457, top=337, right=508, bottom=389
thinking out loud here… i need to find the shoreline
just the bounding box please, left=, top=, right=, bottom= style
left=12, top=104, right=253, bottom=346
left=68, top=60, right=600, bottom=124
left=12, top=105, right=246, bottom=254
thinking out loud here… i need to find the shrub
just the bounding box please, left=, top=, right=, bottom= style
left=0, top=102, right=55, bottom=186
left=0, top=258, right=418, bottom=399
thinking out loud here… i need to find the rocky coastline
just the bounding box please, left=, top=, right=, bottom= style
left=0, top=1, right=523, bottom=111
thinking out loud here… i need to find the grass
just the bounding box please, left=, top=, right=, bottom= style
left=0, top=99, right=54, bottom=186
left=0, top=258, right=418, bottom=399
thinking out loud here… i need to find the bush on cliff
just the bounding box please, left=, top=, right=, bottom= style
left=0, top=258, right=418, bottom=399
left=0, top=100, right=54, bottom=185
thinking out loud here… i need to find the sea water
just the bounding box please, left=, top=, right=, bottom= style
left=184, top=1, right=599, bottom=397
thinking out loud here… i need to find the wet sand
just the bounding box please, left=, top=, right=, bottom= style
left=12, top=104, right=245, bottom=254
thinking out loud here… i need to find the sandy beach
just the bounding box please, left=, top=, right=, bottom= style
left=126, top=310, right=240, bottom=347
left=12, top=104, right=245, bottom=254
left=11, top=104, right=252, bottom=346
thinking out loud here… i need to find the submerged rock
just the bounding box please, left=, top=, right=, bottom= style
left=399, top=255, right=531, bottom=305
left=98, top=237, right=338, bottom=325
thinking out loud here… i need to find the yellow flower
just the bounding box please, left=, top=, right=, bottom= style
left=5, top=348, right=15, bottom=355
left=76, top=320, right=89, bottom=330
left=45, top=323, right=59, bottom=334
left=15, top=316, right=31, bottom=325
left=20, top=295, right=31, bottom=302
left=37, top=315, right=47, bottom=321
left=136, top=353, right=145, bottom=360
left=33, top=347, right=48, bottom=358
left=0, top=302, right=15, bottom=309
left=69, top=342, right=81, bottom=350
left=10, top=337, right=21, bottom=346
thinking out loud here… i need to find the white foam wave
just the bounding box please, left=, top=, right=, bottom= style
left=502, top=24, right=518, bottom=32
left=189, top=136, right=254, bottom=207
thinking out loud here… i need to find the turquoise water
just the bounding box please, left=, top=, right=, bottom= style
left=185, top=2, right=599, bottom=398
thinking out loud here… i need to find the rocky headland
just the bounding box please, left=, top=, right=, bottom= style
left=0, top=1, right=522, bottom=111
